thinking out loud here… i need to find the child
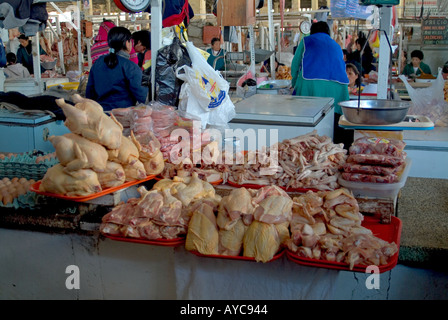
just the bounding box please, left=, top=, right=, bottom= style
left=3, top=52, right=31, bottom=79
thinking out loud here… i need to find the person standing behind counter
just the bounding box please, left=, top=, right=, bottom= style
left=86, top=27, right=148, bottom=112
left=291, top=21, right=352, bottom=149
left=132, top=30, right=151, bottom=71
left=401, top=50, right=432, bottom=78
left=206, top=37, right=226, bottom=71
left=16, top=34, right=47, bottom=75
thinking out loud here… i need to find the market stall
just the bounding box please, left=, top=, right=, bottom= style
left=1, top=0, right=447, bottom=302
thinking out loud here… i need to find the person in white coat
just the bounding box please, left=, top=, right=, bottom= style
left=3, top=52, right=30, bottom=79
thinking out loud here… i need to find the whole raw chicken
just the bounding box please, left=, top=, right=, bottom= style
left=56, top=94, right=123, bottom=150
left=135, top=132, right=165, bottom=175
left=96, top=161, right=126, bottom=188
left=49, top=133, right=108, bottom=172
left=107, top=131, right=141, bottom=165
left=39, top=164, right=102, bottom=196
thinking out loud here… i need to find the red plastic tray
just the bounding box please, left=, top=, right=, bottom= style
left=30, top=175, right=156, bottom=202
left=286, top=216, right=402, bottom=273
left=102, top=233, right=185, bottom=247
left=226, top=179, right=319, bottom=193
left=155, top=175, right=223, bottom=186
left=189, top=248, right=285, bottom=263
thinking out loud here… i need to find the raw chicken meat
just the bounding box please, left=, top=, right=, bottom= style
left=218, top=219, right=248, bottom=256
left=107, top=131, right=141, bottom=165
left=346, top=154, right=405, bottom=167
left=171, top=172, right=216, bottom=206
left=252, top=186, right=293, bottom=224
left=343, top=163, right=404, bottom=176
left=349, top=137, right=406, bottom=157
left=217, top=187, right=255, bottom=230
left=228, top=130, right=347, bottom=190
left=185, top=202, right=219, bottom=255
left=135, top=132, right=165, bottom=175
left=96, top=161, right=126, bottom=188
left=243, top=220, right=289, bottom=262
left=39, top=164, right=101, bottom=196
left=341, top=172, right=398, bottom=183
left=49, top=133, right=108, bottom=172
left=122, top=160, right=147, bottom=181
left=56, top=95, right=123, bottom=149
left=288, top=188, right=398, bottom=269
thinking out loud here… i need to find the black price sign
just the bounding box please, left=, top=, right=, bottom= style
left=422, top=18, right=448, bottom=45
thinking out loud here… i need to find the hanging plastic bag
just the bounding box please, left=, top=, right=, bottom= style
left=236, top=70, right=257, bottom=98
left=399, top=69, right=448, bottom=127
left=176, top=41, right=235, bottom=129
left=155, top=36, right=192, bottom=107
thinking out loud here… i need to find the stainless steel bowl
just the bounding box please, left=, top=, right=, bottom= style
left=41, top=59, right=57, bottom=70
left=339, top=100, right=410, bottom=125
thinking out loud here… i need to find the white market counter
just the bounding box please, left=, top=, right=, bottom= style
left=228, top=94, right=334, bottom=150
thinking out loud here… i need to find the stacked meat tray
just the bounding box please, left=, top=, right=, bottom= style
left=31, top=94, right=165, bottom=201
left=341, top=137, right=407, bottom=184
left=17, top=93, right=403, bottom=272
left=96, top=128, right=403, bottom=273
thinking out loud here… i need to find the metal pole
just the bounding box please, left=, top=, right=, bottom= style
left=150, top=0, right=162, bottom=102
left=32, top=32, right=42, bottom=87
left=377, top=6, right=392, bottom=99
left=267, top=0, right=275, bottom=79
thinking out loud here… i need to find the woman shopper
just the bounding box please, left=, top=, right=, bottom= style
left=291, top=21, right=352, bottom=149
left=86, top=26, right=148, bottom=111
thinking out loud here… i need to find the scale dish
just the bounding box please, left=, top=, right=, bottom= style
left=339, top=99, right=411, bottom=125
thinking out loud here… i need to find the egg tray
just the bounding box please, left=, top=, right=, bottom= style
left=0, top=191, right=44, bottom=210
left=0, top=151, right=59, bottom=181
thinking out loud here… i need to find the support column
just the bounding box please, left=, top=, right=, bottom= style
left=311, top=0, right=319, bottom=10
left=291, top=0, right=301, bottom=11
left=377, top=6, right=393, bottom=99
left=189, top=0, right=206, bottom=19
left=151, top=0, right=162, bottom=101
left=267, top=0, right=275, bottom=79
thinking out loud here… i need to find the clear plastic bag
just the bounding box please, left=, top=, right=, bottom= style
left=399, top=69, right=448, bottom=127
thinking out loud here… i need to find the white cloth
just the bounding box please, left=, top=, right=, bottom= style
left=173, top=247, right=339, bottom=300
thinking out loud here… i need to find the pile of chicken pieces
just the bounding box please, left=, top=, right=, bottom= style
left=100, top=172, right=222, bottom=240
left=287, top=188, right=398, bottom=270
left=39, top=95, right=165, bottom=197
left=186, top=185, right=293, bottom=263
left=227, top=130, right=347, bottom=191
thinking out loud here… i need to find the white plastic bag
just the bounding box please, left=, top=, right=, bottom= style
left=399, top=68, right=448, bottom=127
left=176, top=41, right=235, bottom=128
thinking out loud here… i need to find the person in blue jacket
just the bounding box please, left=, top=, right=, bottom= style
left=86, top=26, right=148, bottom=111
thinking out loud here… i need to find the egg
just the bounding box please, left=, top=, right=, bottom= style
left=2, top=177, right=10, bottom=183
left=2, top=194, right=13, bottom=205
left=11, top=177, right=19, bottom=184
left=9, top=187, right=17, bottom=198
left=19, top=178, right=28, bottom=184
left=16, top=186, right=27, bottom=196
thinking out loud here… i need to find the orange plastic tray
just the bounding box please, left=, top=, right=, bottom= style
left=30, top=175, right=156, bottom=202
left=102, top=233, right=185, bottom=247
left=189, top=248, right=285, bottom=263
left=155, top=175, right=223, bottom=186
left=286, top=216, right=402, bottom=273
left=227, top=179, right=319, bottom=193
